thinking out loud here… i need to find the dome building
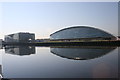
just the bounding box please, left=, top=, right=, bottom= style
left=50, top=26, right=116, bottom=41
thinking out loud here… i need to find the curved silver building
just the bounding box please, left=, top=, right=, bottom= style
left=50, top=26, right=116, bottom=41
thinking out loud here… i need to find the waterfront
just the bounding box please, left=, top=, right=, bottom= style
left=0, top=46, right=119, bottom=78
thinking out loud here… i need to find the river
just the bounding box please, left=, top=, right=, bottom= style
left=0, top=46, right=119, bottom=78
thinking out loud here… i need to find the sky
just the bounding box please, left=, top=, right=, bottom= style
left=0, top=0, right=119, bottom=2
left=0, top=2, right=118, bottom=39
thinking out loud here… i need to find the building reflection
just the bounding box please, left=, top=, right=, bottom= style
left=4, top=46, right=35, bottom=56
left=50, top=46, right=116, bottom=60
left=0, top=45, right=3, bottom=49
left=0, top=65, right=3, bottom=79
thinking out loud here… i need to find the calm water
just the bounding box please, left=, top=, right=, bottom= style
left=0, top=45, right=119, bottom=78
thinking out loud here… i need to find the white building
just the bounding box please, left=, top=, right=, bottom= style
left=4, top=32, right=35, bottom=43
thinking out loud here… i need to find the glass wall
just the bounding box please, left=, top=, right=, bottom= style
left=50, top=27, right=115, bottom=40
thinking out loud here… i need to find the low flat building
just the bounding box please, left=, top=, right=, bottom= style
left=4, top=32, right=35, bottom=43
left=36, top=39, right=50, bottom=42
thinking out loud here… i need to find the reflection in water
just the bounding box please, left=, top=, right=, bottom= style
left=50, top=46, right=116, bottom=60
left=0, top=65, right=2, bottom=78
left=1, top=46, right=118, bottom=78
left=0, top=45, right=3, bottom=49
left=4, top=46, right=35, bottom=56
left=0, top=44, right=3, bottom=78
left=3, top=46, right=117, bottom=60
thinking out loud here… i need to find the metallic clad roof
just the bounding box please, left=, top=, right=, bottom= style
left=50, top=26, right=115, bottom=37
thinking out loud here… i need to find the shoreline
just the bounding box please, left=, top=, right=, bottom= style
left=2, top=40, right=120, bottom=47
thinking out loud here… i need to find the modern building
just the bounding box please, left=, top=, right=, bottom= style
left=4, top=32, right=35, bottom=43
left=50, top=26, right=116, bottom=41
left=117, top=36, right=120, bottom=40
left=36, top=39, right=50, bottom=42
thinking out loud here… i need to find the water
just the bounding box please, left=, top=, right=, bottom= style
left=0, top=45, right=119, bottom=78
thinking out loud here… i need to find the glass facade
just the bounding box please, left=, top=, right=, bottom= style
left=50, top=26, right=115, bottom=40
left=4, top=33, right=35, bottom=43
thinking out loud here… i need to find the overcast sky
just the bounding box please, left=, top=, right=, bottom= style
left=0, top=2, right=118, bottom=39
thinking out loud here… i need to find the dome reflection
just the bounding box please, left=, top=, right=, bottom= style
left=50, top=46, right=116, bottom=60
